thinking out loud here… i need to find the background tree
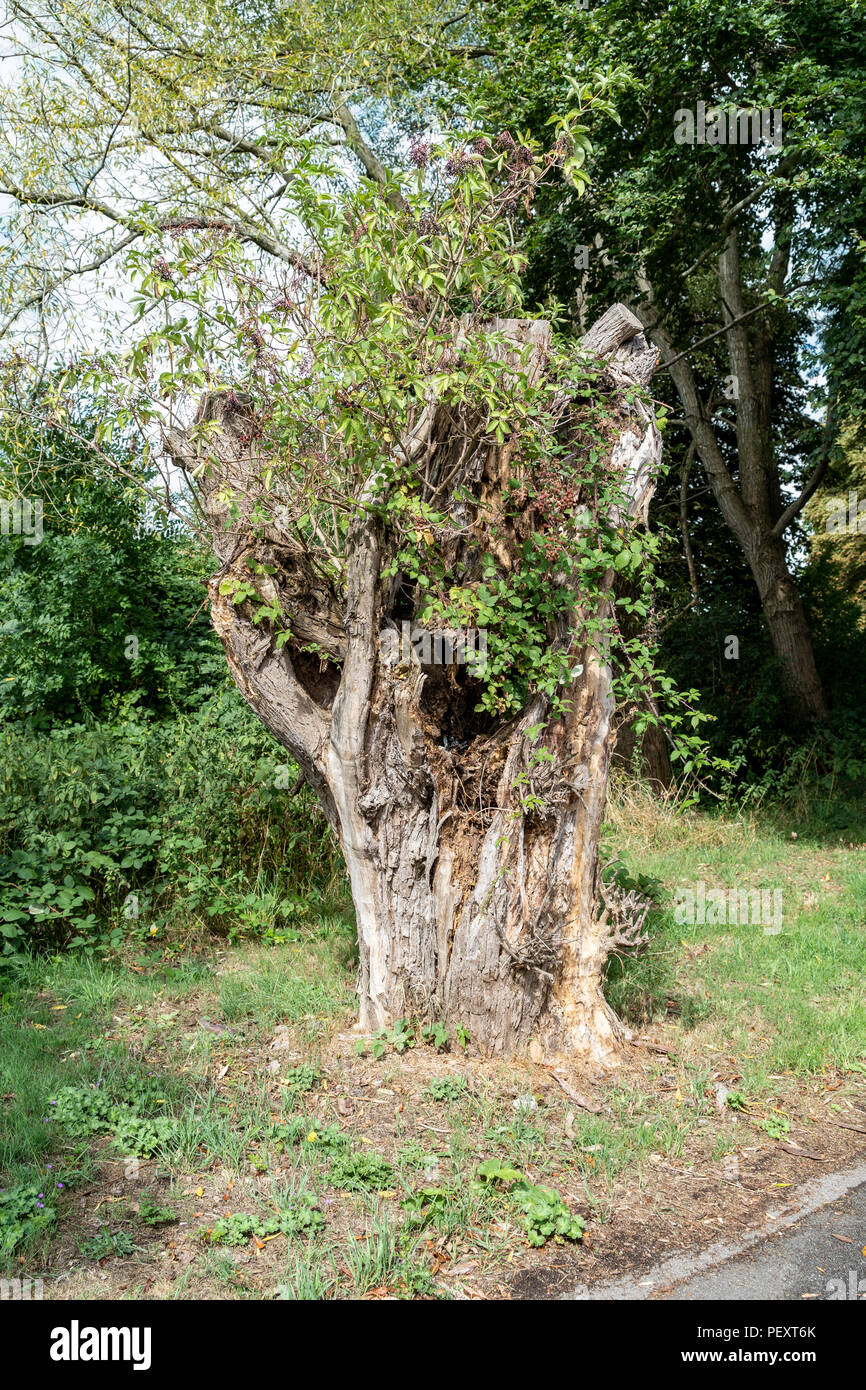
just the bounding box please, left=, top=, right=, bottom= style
left=433, top=0, right=866, bottom=724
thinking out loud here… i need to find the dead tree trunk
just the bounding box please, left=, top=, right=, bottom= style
left=166, top=306, right=661, bottom=1067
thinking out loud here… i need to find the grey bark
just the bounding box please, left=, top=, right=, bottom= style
left=165, top=306, right=662, bottom=1065
left=636, top=226, right=827, bottom=723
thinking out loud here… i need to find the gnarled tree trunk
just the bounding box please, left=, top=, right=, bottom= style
left=166, top=306, right=661, bottom=1067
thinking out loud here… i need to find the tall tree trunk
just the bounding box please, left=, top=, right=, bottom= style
left=636, top=225, right=828, bottom=724
left=612, top=712, right=673, bottom=790
left=743, top=529, right=827, bottom=722
left=166, top=307, right=661, bottom=1066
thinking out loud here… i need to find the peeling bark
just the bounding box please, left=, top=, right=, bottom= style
left=165, top=306, right=662, bottom=1066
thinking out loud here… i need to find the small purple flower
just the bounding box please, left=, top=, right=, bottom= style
left=50, top=1100, right=56, bottom=1106
left=57, top=1182, right=64, bottom=1189
left=36, top=1202, right=44, bottom=1209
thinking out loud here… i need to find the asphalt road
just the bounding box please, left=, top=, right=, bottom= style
left=566, top=1164, right=866, bottom=1301
left=661, top=1179, right=866, bottom=1300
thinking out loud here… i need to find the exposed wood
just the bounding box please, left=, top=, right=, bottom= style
left=779, top=1143, right=823, bottom=1160
left=165, top=306, right=663, bottom=1064
left=826, top=1118, right=866, bottom=1136
left=549, top=1071, right=604, bottom=1113
left=581, top=302, right=645, bottom=359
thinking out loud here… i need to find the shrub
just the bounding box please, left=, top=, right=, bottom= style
left=0, top=690, right=345, bottom=959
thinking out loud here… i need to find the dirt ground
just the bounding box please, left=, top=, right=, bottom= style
left=22, top=995, right=866, bottom=1301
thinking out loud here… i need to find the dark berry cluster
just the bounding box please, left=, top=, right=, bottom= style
left=417, top=211, right=441, bottom=237
left=529, top=458, right=586, bottom=544
left=409, top=138, right=431, bottom=168
left=444, top=149, right=473, bottom=177
left=241, top=320, right=265, bottom=354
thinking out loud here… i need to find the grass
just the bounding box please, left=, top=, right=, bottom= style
left=217, top=940, right=354, bottom=1031
left=603, top=776, right=866, bottom=1089
left=1, top=787, right=864, bottom=1298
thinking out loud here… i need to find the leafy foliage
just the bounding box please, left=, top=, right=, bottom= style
left=356, top=1017, right=469, bottom=1060
left=0, top=1179, right=57, bottom=1254
left=49, top=1082, right=178, bottom=1157
left=0, top=424, right=223, bottom=724
left=79, top=1229, right=138, bottom=1260
left=266, top=1116, right=349, bottom=1153
left=428, top=1075, right=468, bottom=1102
left=0, top=690, right=343, bottom=958
left=202, top=1195, right=323, bottom=1246
left=282, top=1064, right=320, bottom=1101
left=400, top=1187, right=457, bottom=1228
left=510, top=1182, right=586, bottom=1248
left=327, top=1150, right=395, bottom=1192
left=757, top=1113, right=791, bottom=1141
left=476, top=1159, right=585, bottom=1246
left=136, top=1195, right=179, bottom=1227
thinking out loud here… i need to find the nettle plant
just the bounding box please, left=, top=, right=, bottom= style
left=44, top=113, right=705, bottom=1064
